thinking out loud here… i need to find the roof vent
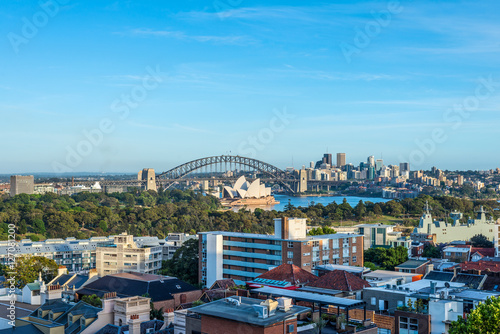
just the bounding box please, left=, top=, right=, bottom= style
left=252, top=305, right=269, bottom=319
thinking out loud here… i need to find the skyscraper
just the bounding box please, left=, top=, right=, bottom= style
left=323, top=153, right=332, bottom=166
left=375, top=159, right=383, bottom=172
left=367, top=156, right=375, bottom=166
left=336, top=153, right=346, bottom=168
left=400, top=162, right=410, bottom=173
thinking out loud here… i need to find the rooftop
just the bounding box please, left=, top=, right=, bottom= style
left=189, top=297, right=310, bottom=327
left=255, top=264, right=317, bottom=285
left=307, top=270, right=371, bottom=292
left=395, top=259, right=430, bottom=269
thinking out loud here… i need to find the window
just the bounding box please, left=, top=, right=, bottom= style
left=313, top=241, right=319, bottom=247
left=352, top=237, right=356, bottom=243
left=303, top=263, right=310, bottom=266
left=287, top=251, right=293, bottom=259
left=371, top=297, right=376, bottom=305
left=287, top=242, right=294, bottom=248
left=303, top=252, right=310, bottom=256
left=353, top=256, right=357, bottom=263
left=353, top=246, right=357, bottom=253
left=399, top=317, right=418, bottom=334
left=287, top=261, right=293, bottom=264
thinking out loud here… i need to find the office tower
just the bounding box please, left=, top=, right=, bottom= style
left=400, top=162, right=410, bottom=173
left=336, top=153, right=346, bottom=168
left=367, top=156, right=375, bottom=167
left=390, top=165, right=400, bottom=178
left=368, top=166, right=375, bottom=180
left=375, top=159, right=383, bottom=171
left=323, top=153, right=332, bottom=166
left=310, top=161, right=314, bottom=169
left=10, top=175, right=34, bottom=197
left=457, top=175, right=464, bottom=186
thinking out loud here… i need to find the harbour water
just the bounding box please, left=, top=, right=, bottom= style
left=229, top=194, right=390, bottom=211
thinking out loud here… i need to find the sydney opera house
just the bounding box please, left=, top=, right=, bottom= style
left=221, top=176, right=278, bottom=206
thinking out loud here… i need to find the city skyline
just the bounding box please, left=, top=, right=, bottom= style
left=2, top=1, right=500, bottom=173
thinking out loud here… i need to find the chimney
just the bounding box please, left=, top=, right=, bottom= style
left=128, top=314, right=141, bottom=334
left=88, top=269, right=98, bottom=279
left=57, top=266, right=68, bottom=277
left=47, top=284, right=62, bottom=301
left=430, top=281, right=436, bottom=294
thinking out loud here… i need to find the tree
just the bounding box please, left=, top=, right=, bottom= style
left=470, top=234, right=493, bottom=248
left=4, top=256, right=59, bottom=288
left=82, top=294, right=102, bottom=307
left=422, top=244, right=441, bottom=258
left=364, top=246, right=408, bottom=271
left=308, top=227, right=336, bottom=236
left=160, top=238, right=199, bottom=285
left=449, top=296, right=500, bottom=334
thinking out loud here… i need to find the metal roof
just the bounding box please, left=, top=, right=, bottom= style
left=253, top=287, right=365, bottom=309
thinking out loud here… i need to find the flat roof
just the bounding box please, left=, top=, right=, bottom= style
left=190, top=297, right=310, bottom=327
left=253, top=287, right=365, bottom=309
left=395, top=260, right=429, bottom=269
left=363, top=270, right=420, bottom=279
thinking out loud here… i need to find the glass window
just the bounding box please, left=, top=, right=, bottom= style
left=287, top=251, right=293, bottom=259
left=288, top=242, right=294, bottom=248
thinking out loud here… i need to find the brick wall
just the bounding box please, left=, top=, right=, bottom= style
left=200, top=315, right=298, bottom=334
left=327, top=306, right=395, bottom=333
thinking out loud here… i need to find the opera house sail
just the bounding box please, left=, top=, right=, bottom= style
left=221, top=176, right=278, bottom=206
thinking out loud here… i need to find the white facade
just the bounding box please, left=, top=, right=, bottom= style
left=222, top=176, right=272, bottom=199
left=205, top=234, right=223, bottom=287
left=428, top=299, right=463, bottom=334
left=413, top=203, right=497, bottom=244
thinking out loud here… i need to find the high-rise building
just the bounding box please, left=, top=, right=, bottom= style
left=336, top=153, right=346, bottom=168
left=10, top=175, right=34, bottom=197
left=368, top=166, right=375, bottom=180
left=199, top=217, right=363, bottom=287
left=367, top=156, right=375, bottom=167
left=400, top=162, right=410, bottom=173
left=323, top=153, right=332, bottom=166
left=375, top=159, right=383, bottom=172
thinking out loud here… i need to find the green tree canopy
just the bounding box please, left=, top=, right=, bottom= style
left=449, top=296, right=500, bottom=334
left=159, top=238, right=199, bottom=285
left=81, top=294, right=102, bottom=307
left=4, top=256, right=59, bottom=288
left=364, top=246, right=408, bottom=271
left=470, top=234, right=493, bottom=248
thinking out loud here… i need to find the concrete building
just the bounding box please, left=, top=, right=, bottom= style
left=0, top=234, right=164, bottom=273
left=138, top=168, right=157, bottom=191
left=161, top=233, right=198, bottom=260
left=413, top=202, right=497, bottom=244
left=336, top=153, right=346, bottom=168
left=199, top=217, right=364, bottom=287
left=9, top=175, right=34, bottom=196
left=96, top=232, right=162, bottom=276
left=188, top=296, right=310, bottom=334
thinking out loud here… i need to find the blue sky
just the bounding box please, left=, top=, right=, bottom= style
left=1, top=0, right=499, bottom=173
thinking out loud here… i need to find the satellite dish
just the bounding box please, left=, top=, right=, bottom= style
left=445, top=282, right=450, bottom=288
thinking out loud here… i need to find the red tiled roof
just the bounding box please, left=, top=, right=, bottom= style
left=257, top=264, right=318, bottom=285
left=459, top=260, right=500, bottom=273
left=306, top=270, right=371, bottom=292
left=471, top=248, right=495, bottom=258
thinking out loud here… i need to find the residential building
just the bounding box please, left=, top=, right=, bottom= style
left=160, top=233, right=198, bottom=260
left=77, top=272, right=202, bottom=311
left=0, top=234, right=166, bottom=273
left=337, top=153, right=346, bottom=168
left=305, top=269, right=371, bottom=299
left=199, top=217, right=364, bottom=287
left=362, top=270, right=421, bottom=287
left=357, top=224, right=411, bottom=251
left=96, top=232, right=162, bottom=276
left=442, top=245, right=472, bottom=263
left=187, top=296, right=310, bottom=334
left=395, top=260, right=432, bottom=275
left=9, top=175, right=34, bottom=196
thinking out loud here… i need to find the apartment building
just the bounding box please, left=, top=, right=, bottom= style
left=199, top=217, right=363, bottom=287
left=95, top=233, right=162, bottom=276
left=0, top=234, right=163, bottom=273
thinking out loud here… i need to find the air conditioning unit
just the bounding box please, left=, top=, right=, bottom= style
left=277, top=297, right=292, bottom=312
left=252, top=305, right=269, bottom=319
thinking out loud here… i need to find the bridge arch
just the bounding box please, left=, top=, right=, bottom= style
left=157, top=155, right=296, bottom=193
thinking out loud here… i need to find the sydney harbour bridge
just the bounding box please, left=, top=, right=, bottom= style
left=65, top=155, right=340, bottom=194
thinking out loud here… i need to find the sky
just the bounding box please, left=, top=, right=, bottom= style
left=1, top=0, right=499, bottom=173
